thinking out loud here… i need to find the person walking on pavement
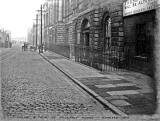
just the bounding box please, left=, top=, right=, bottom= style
left=22, top=43, right=25, bottom=51
left=38, top=45, right=41, bottom=53
left=22, top=45, right=24, bottom=51
left=44, top=45, right=47, bottom=52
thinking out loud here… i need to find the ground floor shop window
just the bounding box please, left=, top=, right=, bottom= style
left=136, top=21, right=154, bottom=58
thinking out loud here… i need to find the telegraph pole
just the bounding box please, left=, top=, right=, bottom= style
left=35, top=14, right=38, bottom=50
left=40, top=4, right=43, bottom=53
left=32, top=23, right=35, bottom=46
left=33, top=14, right=39, bottom=50
left=35, top=4, right=45, bottom=53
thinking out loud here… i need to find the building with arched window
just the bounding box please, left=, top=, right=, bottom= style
left=43, top=0, right=159, bottom=76
left=72, top=0, right=125, bottom=71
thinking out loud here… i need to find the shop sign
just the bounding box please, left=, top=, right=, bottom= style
left=123, top=0, right=160, bottom=16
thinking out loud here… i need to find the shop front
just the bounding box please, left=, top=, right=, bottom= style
left=123, top=0, right=159, bottom=76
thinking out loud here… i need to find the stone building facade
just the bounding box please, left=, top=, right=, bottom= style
left=43, top=0, right=160, bottom=75
left=43, top=0, right=68, bottom=57
left=43, top=0, right=126, bottom=68
left=70, top=0, right=125, bottom=70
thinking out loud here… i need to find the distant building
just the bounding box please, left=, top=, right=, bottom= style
left=43, top=0, right=66, bottom=57
left=27, top=25, right=36, bottom=46
left=0, top=29, right=11, bottom=48
left=27, top=13, right=41, bottom=48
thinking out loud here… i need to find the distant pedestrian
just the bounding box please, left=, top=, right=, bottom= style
left=22, top=43, right=25, bottom=51
left=22, top=45, right=24, bottom=51
left=38, top=45, right=41, bottom=53
left=34, top=46, right=36, bottom=52
left=44, top=46, right=47, bottom=52
left=22, top=43, right=27, bottom=51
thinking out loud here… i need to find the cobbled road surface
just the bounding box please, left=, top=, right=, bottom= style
left=0, top=46, right=114, bottom=121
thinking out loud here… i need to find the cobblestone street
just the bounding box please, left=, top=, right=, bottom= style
left=0, top=47, right=114, bottom=120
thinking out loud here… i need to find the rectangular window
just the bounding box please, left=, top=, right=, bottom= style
left=136, top=22, right=153, bottom=57
left=136, top=23, right=147, bottom=56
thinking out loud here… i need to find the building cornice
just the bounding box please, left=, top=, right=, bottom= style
left=65, top=6, right=96, bottom=25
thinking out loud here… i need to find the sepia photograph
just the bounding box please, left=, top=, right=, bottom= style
left=0, top=0, right=160, bottom=121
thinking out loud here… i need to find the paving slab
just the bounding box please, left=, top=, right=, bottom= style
left=110, top=100, right=132, bottom=107
left=107, top=90, right=140, bottom=96
left=95, top=83, right=136, bottom=88
left=49, top=59, right=105, bottom=78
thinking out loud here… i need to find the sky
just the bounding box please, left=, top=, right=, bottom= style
left=0, top=0, right=44, bottom=39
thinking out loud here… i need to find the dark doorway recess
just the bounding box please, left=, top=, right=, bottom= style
left=124, top=10, right=155, bottom=76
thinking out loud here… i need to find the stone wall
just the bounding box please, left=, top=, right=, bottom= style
left=53, top=0, right=125, bottom=60
left=74, top=0, right=124, bottom=51
left=55, top=22, right=66, bottom=45
left=68, top=23, right=74, bottom=44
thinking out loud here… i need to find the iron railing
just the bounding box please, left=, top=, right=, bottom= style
left=74, top=45, right=151, bottom=75
left=48, top=44, right=152, bottom=76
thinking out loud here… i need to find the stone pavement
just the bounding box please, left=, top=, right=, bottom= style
left=41, top=51, right=157, bottom=116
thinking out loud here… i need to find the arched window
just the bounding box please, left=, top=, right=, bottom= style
left=103, top=15, right=111, bottom=50
left=81, top=19, right=90, bottom=46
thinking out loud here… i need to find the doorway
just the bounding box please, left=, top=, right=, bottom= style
left=83, top=31, right=90, bottom=46
left=80, top=19, right=90, bottom=65
left=136, top=21, right=154, bottom=58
